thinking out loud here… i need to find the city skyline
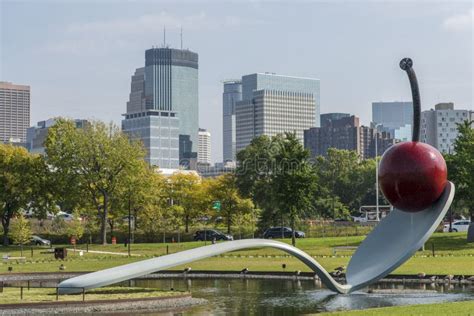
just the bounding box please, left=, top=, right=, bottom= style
left=1, top=1, right=472, bottom=163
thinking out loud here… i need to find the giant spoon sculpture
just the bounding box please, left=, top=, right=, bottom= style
left=59, top=58, right=454, bottom=295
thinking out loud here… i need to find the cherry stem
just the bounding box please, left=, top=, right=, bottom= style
left=399, top=58, right=421, bottom=142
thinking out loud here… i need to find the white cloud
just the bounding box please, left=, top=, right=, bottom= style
left=442, top=9, right=473, bottom=32
left=43, top=12, right=265, bottom=56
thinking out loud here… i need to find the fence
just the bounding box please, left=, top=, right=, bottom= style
left=0, top=281, right=87, bottom=303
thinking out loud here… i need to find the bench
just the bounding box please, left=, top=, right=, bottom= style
left=332, top=246, right=358, bottom=256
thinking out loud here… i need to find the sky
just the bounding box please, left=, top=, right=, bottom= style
left=1, top=0, right=473, bottom=163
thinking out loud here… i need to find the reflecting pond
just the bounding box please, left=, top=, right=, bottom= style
left=125, top=277, right=473, bottom=315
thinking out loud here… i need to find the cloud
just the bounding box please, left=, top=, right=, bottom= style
left=43, top=12, right=265, bottom=56
left=442, top=9, right=473, bottom=32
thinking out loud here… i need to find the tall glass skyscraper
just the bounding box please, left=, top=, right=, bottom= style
left=122, top=47, right=199, bottom=168
left=372, top=101, right=413, bottom=141
left=222, top=80, right=242, bottom=163
left=235, top=73, right=320, bottom=152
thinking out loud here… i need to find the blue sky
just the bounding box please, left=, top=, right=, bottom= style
left=1, top=0, right=472, bottom=163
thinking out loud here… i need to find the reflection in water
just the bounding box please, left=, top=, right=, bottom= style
left=123, top=278, right=473, bottom=315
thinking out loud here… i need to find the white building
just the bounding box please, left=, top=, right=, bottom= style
left=421, top=103, right=473, bottom=153
left=235, top=73, right=320, bottom=152
left=198, top=128, right=211, bottom=165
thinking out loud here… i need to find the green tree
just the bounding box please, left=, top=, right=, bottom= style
left=445, top=120, right=474, bottom=221
left=168, top=172, right=208, bottom=233
left=314, top=149, right=377, bottom=218
left=236, top=135, right=279, bottom=229
left=45, top=119, right=145, bottom=244
left=272, top=133, right=317, bottom=246
left=209, top=173, right=256, bottom=234
left=9, top=214, right=32, bottom=256
left=0, top=144, right=51, bottom=245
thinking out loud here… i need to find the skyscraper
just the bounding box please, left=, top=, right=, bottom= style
left=26, top=118, right=88, bottom=154
left=421, top=102, right=472, bottom=153
left=0, top=81, right=30, bottom=145
left=372, top=101, right=413, bottom=141
left=198, top=128, right=211, bottom=165
left=235, top=73, right=320, bottom=152
left=304, top=114, right=395, bottom=159
left=222, top=80, right=242, bottom=163
left=122, top=47, right=199, bottom=168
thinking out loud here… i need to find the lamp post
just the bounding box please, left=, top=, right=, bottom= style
left=374, top=124, right=381, bottom=221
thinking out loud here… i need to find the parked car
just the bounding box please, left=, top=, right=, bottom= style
left=443, top=220, right=471, bottom=232
left=193, top=229, right=233, bottom=241
left=31, top=235, right=51, bottom=246
left=263, top=227, right=305, bottom=239
left=55, top=212, right=75, bottom=222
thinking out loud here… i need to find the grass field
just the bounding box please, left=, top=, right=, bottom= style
left=0, top=287, right=181, bottom=305
left=318, top=300, right=474, bottom=315
left=0, top=232, right=472, bottom=275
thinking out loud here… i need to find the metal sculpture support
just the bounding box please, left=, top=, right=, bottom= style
left=59, top=182, right=453, bottom=294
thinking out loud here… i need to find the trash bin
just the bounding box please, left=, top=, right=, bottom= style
left=54, top=247, right=67, bottom=260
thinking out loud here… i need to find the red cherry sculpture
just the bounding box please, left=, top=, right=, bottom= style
left=378, top=142, right=447, bottom=212
left=378, top=58, right=448, bottom=212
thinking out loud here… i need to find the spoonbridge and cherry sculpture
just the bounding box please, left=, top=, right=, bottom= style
left=59, top=58, right=454, bottom=295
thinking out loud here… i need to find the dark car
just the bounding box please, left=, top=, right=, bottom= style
left=31, top=235, right=51, bottom=246
left=194, top=229, right=233, bottom=241
left=263, top=227, right=305, bottom=239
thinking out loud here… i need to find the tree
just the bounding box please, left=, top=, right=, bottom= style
left=9, top=214, right=32, bottom=256
left=445, top=120, right=474, bottom=221
left=0, top=144, right=51, bottom=245
left=314, top=149, right=377, bottom=218
left=236, top=135, right=279, bottom=229
left=209, top=173, right=256, bottom=234
left=45, top=119, right=145, bottom=244
left=272, top=133, right=317, bottom=246
left=168, top=172, right=207, bottom=233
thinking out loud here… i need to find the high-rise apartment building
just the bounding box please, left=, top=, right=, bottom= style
left=222, top=80, right=242, bottom=163
left=122, top=47, right=199, bottom=168
left=372, top=101, right=413, bottom=141
left=421, top=103, right=473, bottom=153
left=304, top=114, right=395, bottom=159
left=0, top=81, right=30, bottom=145
left=235, top=73, right=320, bottom=152
left=198, top=128, right=211, bottom=165
left=26, top=118, right=88, bottom=154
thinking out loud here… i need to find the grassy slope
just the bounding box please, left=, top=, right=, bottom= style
left=317, top=300, right=474, bottom=315
left=0, top=232, right=472, bottom=275
left=0, top=287, right=181, bottom=305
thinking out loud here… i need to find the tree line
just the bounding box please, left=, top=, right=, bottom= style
left=1, top=118, right=472, bottom=247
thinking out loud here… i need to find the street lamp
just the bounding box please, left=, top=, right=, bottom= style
left=374, top=124, right=382, bottom=221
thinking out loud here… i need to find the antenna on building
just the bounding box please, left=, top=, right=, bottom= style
left=180, top=26, right=183, bottom=49
left=164, top=27, right=167, bottom=47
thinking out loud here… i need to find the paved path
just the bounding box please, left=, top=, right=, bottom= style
left=66, top=249, right=142, bottom=257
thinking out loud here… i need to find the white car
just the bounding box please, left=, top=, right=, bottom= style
left=443, top=220, right=471, bottom=232
left=55, top=212, right=75, bottom=222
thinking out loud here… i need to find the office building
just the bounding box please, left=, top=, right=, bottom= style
left=421, top=103, right=473, bottom=153
left=222, top=80, right=242, bottom=163
left=304, top=115, right=395, bottom=159
left=0, top=81, right=30, bottom=145
left=198, top=128, right=211, bottom=165
left=26, top=118, right=88, bottom=154
left=122, top=47, right=199, bottom=168
left=372, top=101, right=413, bottom=141
left=321, top=113, right=350, bottom=128
left=197, top=161, right=236, bottom=178
left=235, top=73, right=320, bottom=152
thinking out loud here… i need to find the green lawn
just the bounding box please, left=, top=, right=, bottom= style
left=1, top=232, right=472, bottom=275
left=0, top=287, right=182, bottom=305
left=317, top=300, right=474, bottom=315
